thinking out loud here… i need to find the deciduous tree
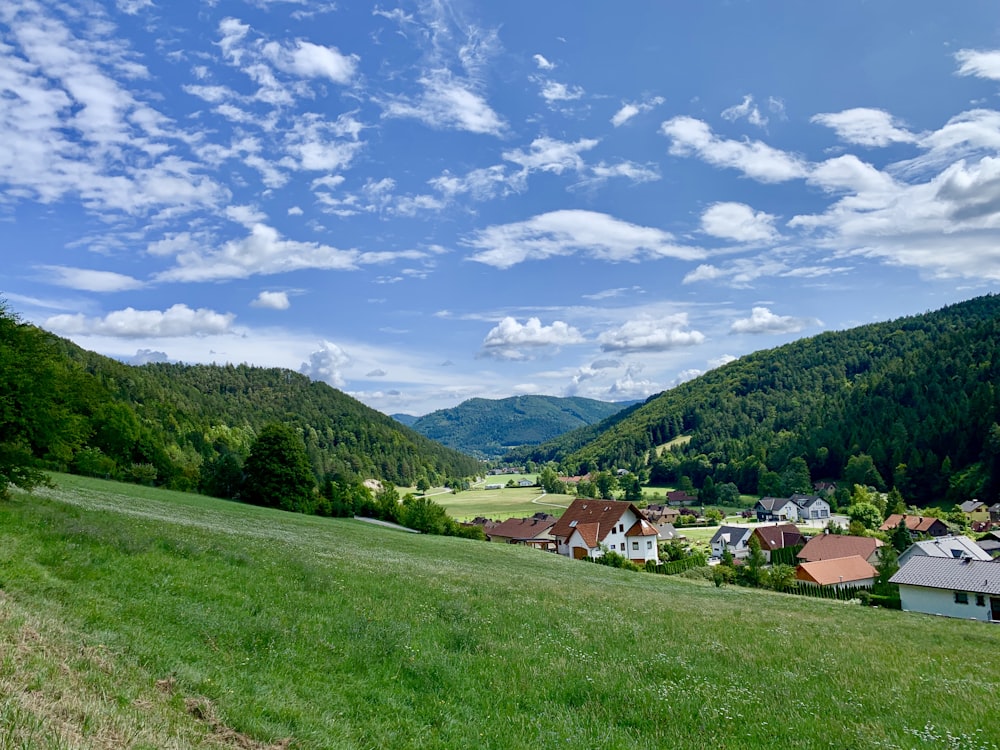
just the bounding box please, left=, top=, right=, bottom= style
left=241, top=423, right=316, bottom=513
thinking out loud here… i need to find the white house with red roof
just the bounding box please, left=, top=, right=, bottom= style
left=550, top=499, right=660, bottom=565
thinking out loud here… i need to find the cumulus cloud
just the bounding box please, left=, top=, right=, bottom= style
left=538, top=80, right=584, bottom=104
left=366, top=368, right=387, bottom=377
left=481, top=316, right=584, bottom=359
left=700, top=202, right=779, bottom=242
left=730, top=306, right=820, bottom=334
left=465, top=210, right=704, bottom=269
left=503, top=136, right=598, bottom=175
left=661, top=116, right=809, bottom=182
left=722, top=94, right=767, bottom=128
left=532, top=53, right=555, bottom=70
left=608, top=364, right=658, bottom=399
left=251, top=291, right=290, bottom=309
left=598, top=314, right=705, bottom=353
left=611, top=96, right=664, bottom=127
left=261, top=39, right=358, bottom=83
left=811, top=108, right=917, bottom=147
left=300, top=340, right=350, bottom=387
left=44, top=304, right=235, bottom=338
left=128, top=348, right=170, bottom=364
left=41, top=266, right=145, bottom=292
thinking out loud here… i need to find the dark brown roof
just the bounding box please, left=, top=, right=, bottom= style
left=752, top=523, right=806, bottom=551
left=795, top=555, right=877, bottom=586
left=550, top=499, right=644, bottom=543
left=797, top=534, right=883, bottom=562
left=486, top=516, right=557, bottom=541
left=625, top=518, right=659, bottom=537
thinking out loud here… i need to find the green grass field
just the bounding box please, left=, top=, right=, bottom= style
left=2, top=474, right=999, bottom=749
left=431, top=481, right=572, bottom=521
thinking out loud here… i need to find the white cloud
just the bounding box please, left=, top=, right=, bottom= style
left=708, top=354, right=737, bottom=369
left=154, top=223, right=423, bottom=282
left=722, top=94, right=767, bottom=128
left=532, top=53, right=555, bottom=70
left=955, top=49, right=1000, bottom=81
left=611, top=96, right=664, bottom=127
left=41, top=266, right=144, bottom=292
left=288, top=206, right=304, bottom=216
left=661, top=116, right=808, bottom=182
left=383, top=71, right=506, bottom=136
left=465, top=210, right=704, bottom=269
left=128, top=348, right=170, bottom=364
left=261, top=40, right=358, bottom=84
left=251, top=291, right=290, bottom=309
left=598, top=314, right=705, bottom=353
left=608, top=364, right=658, bottom=399
left=45, top=304, right=235, bottom=338
left=700, top=202, right=778, bottom=242
left=116, top=0, right=154, bottom=14
left=481, top=316, right=585, bottom=359
left=811, top=108, right=917, bottom=147
left=730, top=306, right=820, bottom=334
left=503, top=136, right=598, bottom=175
left=300, top=340, right=350, bottom=387
left=539, top=80, right=584, bottom=103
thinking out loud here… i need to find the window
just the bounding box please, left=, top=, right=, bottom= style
left=954, top=591, right=969, bottom=604
left=647, top=540, right=653, bottom=549
left=632, top=541, right=639, bottom=551
left=619, top=523, right=624, bottom=533
left=976, top=594, right=986, bottom=607
left=620, top=543, right=625, bottom=551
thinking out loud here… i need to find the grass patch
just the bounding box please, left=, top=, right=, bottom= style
left=1, top=473, right=998, bottom=749
left=433, top=484, right=571, bottom=521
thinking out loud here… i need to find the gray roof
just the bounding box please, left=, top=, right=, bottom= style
left=889, top=556, right=1000, bottom=595
left=711, top=525, right=752, bottom=546
left=959, top=499, right=986, bottom=513
left=756, top=497, right=794, bottom=511
left=794, top=494, right=828, bottom=509
left=898, top=535, right=993, bottom=565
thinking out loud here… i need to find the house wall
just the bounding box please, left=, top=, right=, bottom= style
left=626, top=534, right=659, bottom=564
left=898, top=584, right=993, bottom=621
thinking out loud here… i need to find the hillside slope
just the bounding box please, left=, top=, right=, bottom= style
left=0, top=302, right=480, bottom=497
left=510, top=295, right=1000, bottom=506
left=405, top=395, right=635, bottom=458
left=2, top=474, right=998, bottom=749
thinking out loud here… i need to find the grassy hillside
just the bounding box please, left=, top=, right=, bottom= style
left=407, top=396, right=636, bottom=458
left=2, top=475, right=998, bottom=749
left=510, top=294, right=1000, bottom=506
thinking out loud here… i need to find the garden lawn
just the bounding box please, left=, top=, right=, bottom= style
left=1, top=474, right=998, bottom=750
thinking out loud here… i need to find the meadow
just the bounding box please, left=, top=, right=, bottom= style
left=1, top=474, right=999, bottom=749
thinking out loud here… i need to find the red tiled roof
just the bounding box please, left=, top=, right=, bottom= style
left=795, top=555, right=877, bottom=586
left=550, top=499, right=643, bottom=545
left=625, top=519, right=659, bottom=537
left=797, top=534, right=883, bottom=562
left=574, top=522, right=600, bottom=549
left=879, top=514, right=948, bottom=533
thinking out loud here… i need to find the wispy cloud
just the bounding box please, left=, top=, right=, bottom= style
left=611, top=96, right=664, bottom=127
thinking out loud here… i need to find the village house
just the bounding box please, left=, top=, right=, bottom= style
left=989, top=503, right=1000, bottom=525
left=550, top=499, right=660, bottom=565
left=666, top=490, right=697, bottom=506
left=642, top=503, right=681, bottom=524
left=485, top=514, right=558, bottom=551
left=792, top=494, right=832, bottom=521
left=710, top=525, right=754, bottom=560
left=976, top=530, right=1000, bottom=558
left=890, top=556, right=1000, bottom=622
left=795, top=555, right=878, bottom=590
left=797, top=533, right=884, bottom=565
left=897, top=535, right=993, bottom=567
left=754, top=497, right=800, bottom=522
left=958, top=500, right=990, bottom=525
left=879, top=514, right=950, bottom=539
left=751, top=523, right=806, bottom=563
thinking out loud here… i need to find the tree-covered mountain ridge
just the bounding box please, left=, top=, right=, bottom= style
left=397, top=395, right=638, bottom=458
left=0, top=303, right=480, bottom=497
left=506, top=294, right=1000, bottom=506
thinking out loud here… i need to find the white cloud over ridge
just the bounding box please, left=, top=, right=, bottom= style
left=465, top=210, right=704, bottom=269
left=300, top=340, right=350, bottom=387
left=45, top=304, right=235, bottom=338
left=598, top=314, right=705, bottom=353
left=730, top=307, right=820, bottom=334
left=481, top=316, right=584, bottom=359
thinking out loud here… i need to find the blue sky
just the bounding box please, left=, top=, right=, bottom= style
left=3, top=0, right=1000, bottom=416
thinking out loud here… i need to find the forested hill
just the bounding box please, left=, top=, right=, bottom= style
left=400, top=395, right=637, bottom=458
left=506, top=295, right=1000, bottom=507
left=0, top=304, right=480, bottom=496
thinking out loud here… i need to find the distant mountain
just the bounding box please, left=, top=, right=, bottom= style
left=391, top=413, right=419, bottom=427
left=406, top=395, right=638, bottom=458
left=507, top=295, right=1000, bottom=507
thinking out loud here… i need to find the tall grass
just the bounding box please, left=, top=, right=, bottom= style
left=1, top=473, right=998, bottom=749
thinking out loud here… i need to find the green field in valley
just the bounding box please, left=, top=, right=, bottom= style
left=2, top=474, right=999, bottom=749
left=428, top=477, right=572, bottom=521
